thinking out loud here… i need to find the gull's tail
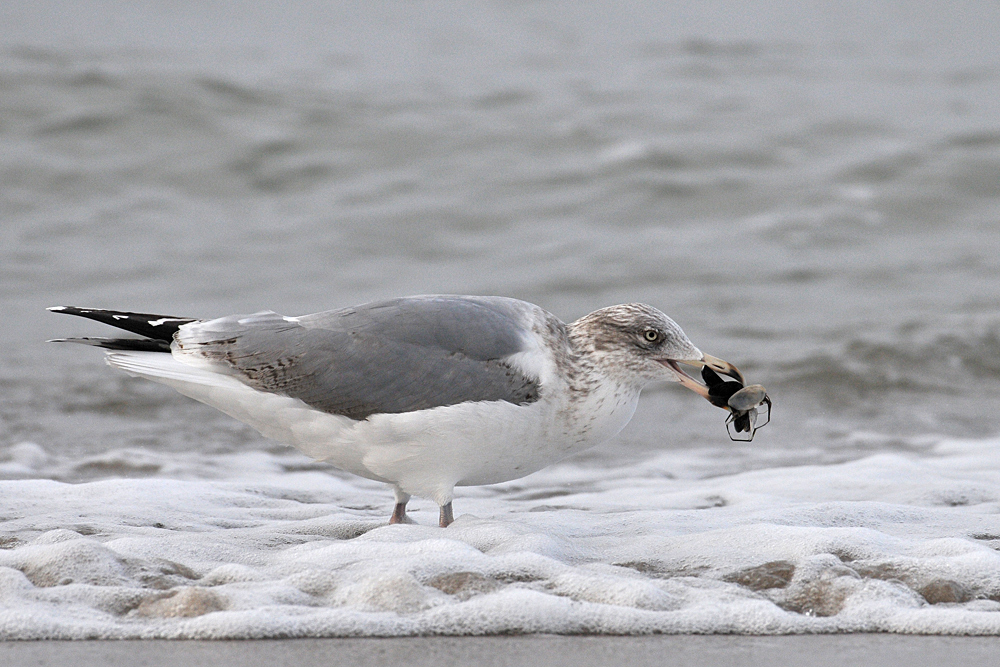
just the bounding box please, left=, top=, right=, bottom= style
left=47, top=306, right=197, bottom=352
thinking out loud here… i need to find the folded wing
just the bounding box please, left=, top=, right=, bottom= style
left=175, top=296, right=543, bottom=420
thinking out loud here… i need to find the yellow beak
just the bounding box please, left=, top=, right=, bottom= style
left=660, top=353, right=745, bottom=404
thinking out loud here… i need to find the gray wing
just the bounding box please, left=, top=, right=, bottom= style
left=176, top=296, right=543, bottom=420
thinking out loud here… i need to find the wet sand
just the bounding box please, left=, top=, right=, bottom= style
left=1, top=635, right=996, bottom=667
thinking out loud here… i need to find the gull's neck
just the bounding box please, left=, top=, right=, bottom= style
left=543, top=315, right=644, bottom=447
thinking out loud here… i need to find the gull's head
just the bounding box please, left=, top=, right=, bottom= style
left=569, top=303, right=745, bottom=400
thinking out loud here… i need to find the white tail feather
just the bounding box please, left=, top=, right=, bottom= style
left=105, top=351, right=236, bottom=388
left=103, top=351, right=355, bottom=456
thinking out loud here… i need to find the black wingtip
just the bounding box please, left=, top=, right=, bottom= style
left=46, top=306, right=195, bottom=342
left=47, top=336, right=173, bottom=352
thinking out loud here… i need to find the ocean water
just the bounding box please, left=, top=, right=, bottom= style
left=2, top=0, right=1000, bottom=638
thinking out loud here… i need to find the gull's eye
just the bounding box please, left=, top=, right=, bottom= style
left=643, top=329, right=659, bottom=342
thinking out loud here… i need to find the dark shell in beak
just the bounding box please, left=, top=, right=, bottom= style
left=701, top=365, right=744, bottom=409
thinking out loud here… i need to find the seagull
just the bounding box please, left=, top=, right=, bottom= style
left=48, top=296, right=747, bottom=527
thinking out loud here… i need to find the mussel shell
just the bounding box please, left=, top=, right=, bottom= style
left=708, top=380, right=744, bottom=408
left=728, top=407, right=759, bottom=436
left=727, top=384, right=768, bottom=412
left=701, top=365, right=726, bottom=387
left=732, top=411, right=751, bottom=433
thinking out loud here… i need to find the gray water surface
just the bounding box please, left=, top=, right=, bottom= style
left=2, top=0, right=1000, bottom=477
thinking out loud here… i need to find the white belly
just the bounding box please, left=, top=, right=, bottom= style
left=106, top=351, right=640, bottom=505
left=191, top=385, right=638, bottom=505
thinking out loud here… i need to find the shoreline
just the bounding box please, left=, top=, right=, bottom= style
left=2, top=635, right=998, bottom=667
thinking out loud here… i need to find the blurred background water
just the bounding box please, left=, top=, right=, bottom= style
left=2, top=0, right=1000, bottom=479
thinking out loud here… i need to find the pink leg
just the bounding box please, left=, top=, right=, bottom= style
left=439, top=502, right=454, bottom=528
left=389, top=502, right=408, bottom=524
left=389, top=486, right=411, bottom=524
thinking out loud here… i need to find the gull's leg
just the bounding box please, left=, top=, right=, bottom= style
left=390, top=502, right=408, bottom=524
left=389, top=486, right=412, bottom=524
left=439, top=502, right=454, bottom=528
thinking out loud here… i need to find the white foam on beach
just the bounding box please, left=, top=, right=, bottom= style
left=2, top=436, right=1000, bottom=638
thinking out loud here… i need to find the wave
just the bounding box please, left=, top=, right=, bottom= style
left=778, top=329, right=1000, bottom=397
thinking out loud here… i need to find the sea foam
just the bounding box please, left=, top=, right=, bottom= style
left=2, top=436, right=1000, bottom=638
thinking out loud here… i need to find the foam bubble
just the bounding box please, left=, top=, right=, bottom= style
left=3, top=436, right=1000, bottom=637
